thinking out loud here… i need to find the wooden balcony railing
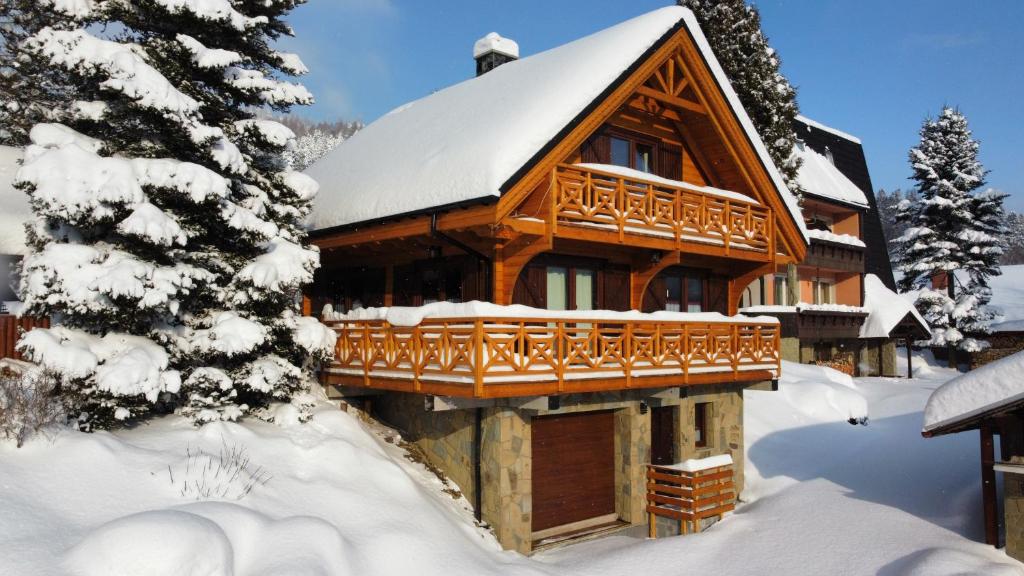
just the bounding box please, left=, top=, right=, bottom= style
left=323, top=316, right=780, bottom=398
left=552, top=164, right=773, bottom=256
left=646, top=461, right=736, bottom=538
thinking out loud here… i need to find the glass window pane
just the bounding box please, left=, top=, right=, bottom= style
left=687, top=276, right=703, bottom=312
left=665, top=276, right=681, bottom=312
left=610, top=137, right=629, bottom=168
left=546, top=266, right=568, bottom=311
left=635, top=143, right=653, bottom=173
left=574, top=269, right=594, bottom=311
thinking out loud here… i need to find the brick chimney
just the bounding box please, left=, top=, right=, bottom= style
left=473, top=32, right=519, bottom=76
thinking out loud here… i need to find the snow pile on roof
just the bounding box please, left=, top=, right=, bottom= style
left=575, top=163, right=757, bottom=204
left=861, top=274, right=929, bottom=338
left=306, top=6, right=807, bottom=242
left=793, top=144, right=868, bottom=207
left=795, top=115, right=862, bottom=145
left=806, top=228, right=865, bottom=248
left=324, top=300, right=780, bottom=327
left=473, top=32, right=519, bottom=58
left=0, top=146, right=30, bottom=255
left=664, top=453, right=733, bottom=472
left=923, top=349, right=1024, bottom=433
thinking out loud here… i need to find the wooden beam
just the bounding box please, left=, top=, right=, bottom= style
left=637, top=85, right=707, bottom=115
left=981, top=423, right=999, bottom=547
left=493, top=234, right=552, bottom=305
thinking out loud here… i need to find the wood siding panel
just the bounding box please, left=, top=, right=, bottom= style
left=601, top=267, right=631, bottom=312
left=656, top=147, right=682, bottom=181
left=532, top=411, right=616, bottom=532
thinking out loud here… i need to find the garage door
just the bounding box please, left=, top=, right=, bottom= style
left=531, top=410, right=616, bottom=533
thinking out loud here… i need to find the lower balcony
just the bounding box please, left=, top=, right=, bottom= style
left=322, top=306, right=781, bottom=398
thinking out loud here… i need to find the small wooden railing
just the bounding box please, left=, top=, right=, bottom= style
left=646, top=461, right=736, bottom=538
left=553, top=164, right=773, bottom=255
left=324, top=316, right=780, bottom=398
left=0, top=315, right=49, bottom=360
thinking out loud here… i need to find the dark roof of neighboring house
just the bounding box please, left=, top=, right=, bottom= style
left=794, top=116, right=896, bottom=290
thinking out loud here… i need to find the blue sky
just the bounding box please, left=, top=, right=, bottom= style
left=280, top=0, right=1024, bottom=210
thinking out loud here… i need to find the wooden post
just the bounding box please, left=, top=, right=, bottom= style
left=906, top=339, right=913, bottom=379
left=981, top=424, right=999, bottom=547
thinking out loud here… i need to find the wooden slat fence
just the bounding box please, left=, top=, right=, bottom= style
left=0, top=315, right=49, bottom=360
left=646, top=462, right=736, bottom=538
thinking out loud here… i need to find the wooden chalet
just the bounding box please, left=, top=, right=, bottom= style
left=739, top=117, right=928, bottom=376
left=304, top=7, right=807, bottom=552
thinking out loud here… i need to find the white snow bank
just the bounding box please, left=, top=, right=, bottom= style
left=574, top=163, right=757, bottom=204
left=923, top=349, right=1024, bottom=433
left=898, top=548, right=1024, bottom=576
left=664, top=453, right=732, bottom=472
left=0, top=146, right=30, bottom=255
left=741, top=303, right=868, bottom=315
left=0, top=408, right=553, bottom=575
left=806, top=228, right=866, bottom=248
left=307, top=7, right=806, bottom=242
left=958, top=265, right=1024, bottom=332
left=793, top=143, right=869, bottom=207
left=861, top=274, right=929, bottom=338
left=326, top=300, right=780, bottom=328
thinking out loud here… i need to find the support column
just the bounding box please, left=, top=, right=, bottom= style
left=982, top=424, right=999, bottom=547
left=786, top=263, right=799, bottom=306
left=480, top=408, right=531, bottom=554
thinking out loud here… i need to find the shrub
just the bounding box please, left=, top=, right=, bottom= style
left=159, top=439, right=271, bottom=501
left=0, top=363, right=63, bottom=447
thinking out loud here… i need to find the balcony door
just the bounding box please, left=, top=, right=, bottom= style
left=545, top=266, right=594, bottom=312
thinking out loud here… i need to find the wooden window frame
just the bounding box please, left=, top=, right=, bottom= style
left=663, top=268, right=709, bottom=313
left=606, top=127, right=661, bottom=174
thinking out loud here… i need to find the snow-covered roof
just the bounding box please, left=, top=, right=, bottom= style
left=473, top=32, right=519, bottom=59
left=923, top=349, right=1024, bottom=434
left=306, top=6, right=807, bottom=242
left=0, top=146, right=30, bottom=255
left=860, top=274, right=929, bottom=339
left=795, top=115, right=862, bottom=145
left=794, top=143, right=869, bottom=207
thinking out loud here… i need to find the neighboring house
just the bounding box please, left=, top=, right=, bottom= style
left=739, top=117, right=928, bottom=376
left=304, top=7, right=808, bottom=553
left=0, top=146, right=44, bottom=359
left=923, top=350, right=1024, bottom=560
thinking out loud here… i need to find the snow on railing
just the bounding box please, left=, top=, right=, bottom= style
left=552, top=163, right=773, bottom=256
left=322, top=303, right=781, bottom=398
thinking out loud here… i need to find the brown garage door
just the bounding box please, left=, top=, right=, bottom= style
left=532, top=410, right=615, bottom=532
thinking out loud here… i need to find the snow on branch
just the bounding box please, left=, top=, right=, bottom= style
left=176, top=34, right=244, bottom=69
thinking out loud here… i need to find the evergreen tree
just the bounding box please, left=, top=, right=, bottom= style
left=283, top=128, right=344, bottom=171
left=12, top=0, right=336, bottom=428
left=677, top=0, right=802, bottom=193
left=893, top=107, right=1000, bottom=352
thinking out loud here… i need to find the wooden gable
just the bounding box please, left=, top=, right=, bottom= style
left=496, top=23, right=807, bottom=264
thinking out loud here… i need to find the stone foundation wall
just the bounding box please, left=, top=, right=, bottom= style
left=370, top=384, right=750, bottom=554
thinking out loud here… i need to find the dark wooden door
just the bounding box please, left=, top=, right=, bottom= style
left=650, top=406, right=676, bottom=465
left=531, top=411, right=616, bottom=532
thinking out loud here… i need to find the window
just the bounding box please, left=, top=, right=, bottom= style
left=664, top=271, right=705, bottom=312
left=740, top=277, right=766, bottom=308
left=694, top=402, right=711, bottom=448
left=546, top=266, right=596, bottom=311
left=606, top=131, right=657, bottom=174
left=774, top=274, right=789, bottom=306
left=813, top=278, right=835, bottom=305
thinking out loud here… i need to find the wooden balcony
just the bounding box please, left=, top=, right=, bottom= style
left=805, top=236, right=865, bottom=273
left=550, top=164, right=773, bottom=260
left=323, top=315, right=781, bottom=398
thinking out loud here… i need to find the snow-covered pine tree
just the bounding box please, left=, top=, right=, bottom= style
left=284, top=129, right=343, bottom=171
left=676, top=0, right=802, bottom=193
left=12, top=0, right=336, bottom=428
left=893, top=107, right=999, bottom=352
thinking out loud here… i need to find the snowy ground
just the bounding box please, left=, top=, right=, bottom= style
left=2, top=355, right=1023, bottom=575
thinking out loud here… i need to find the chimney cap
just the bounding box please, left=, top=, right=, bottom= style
left=473, top=32, right=519, bottom=59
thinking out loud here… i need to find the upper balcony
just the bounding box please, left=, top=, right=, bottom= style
left=321, top=305, right=781, bottom=399
left=804, top=229, right=865, bottom=273
left=543, top=164, right=775, bottom=261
